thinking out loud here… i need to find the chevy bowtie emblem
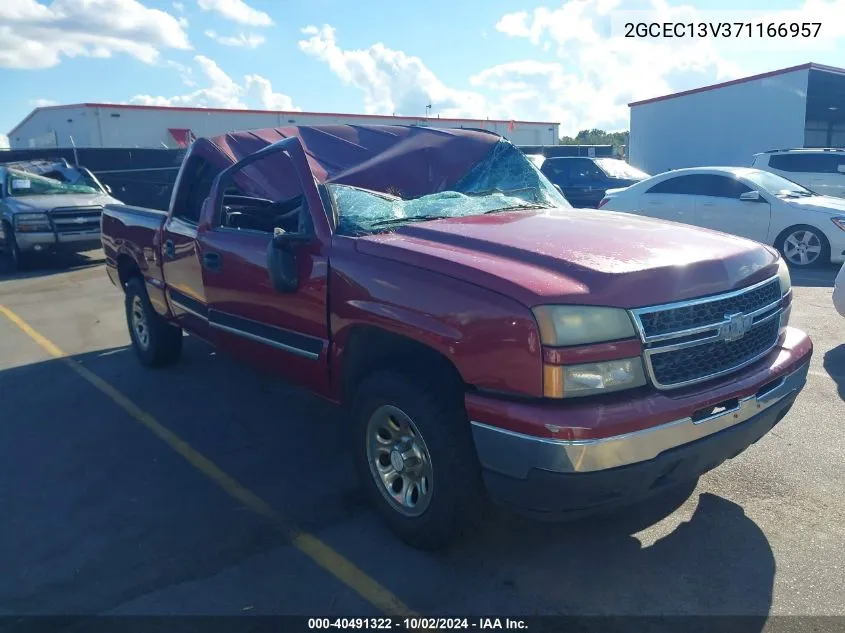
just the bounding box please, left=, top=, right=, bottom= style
left=720, top=312, right=754, bottom=342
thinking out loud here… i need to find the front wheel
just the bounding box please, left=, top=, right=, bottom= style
left=778, top=225, right=829, bottom=267
left=352, top=371, right=484, bottom=550
left=125, top=277, right=183, bottom=367
left=2, top=224, right=25, bottom=271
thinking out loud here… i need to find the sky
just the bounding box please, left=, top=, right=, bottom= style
left=2, top=0, right=845, bottom=148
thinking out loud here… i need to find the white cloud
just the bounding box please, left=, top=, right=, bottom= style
left=298, top=24, right=486, bottom=118
left=0, top=134, right=9, bottom=149
left=173, top=1, right=185, bottom=10
left=485, top=0, right=744, bottom=134
left=31, top=98, right=60, bottom=107
left=130, top=55, right=298, bottom=112
left=487, top=0, right=845, bottom=135
left=204, top=29, right=265, bottom=48
left=0, top=0, right=191, bottom=70
left=245, top=75, right=299, bottom=110
left=196, top=0, right=273, bottom=27
left=131, top=55, right=247, bottom=108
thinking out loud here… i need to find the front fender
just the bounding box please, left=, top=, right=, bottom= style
left=329, top=239, right=544, bottom=398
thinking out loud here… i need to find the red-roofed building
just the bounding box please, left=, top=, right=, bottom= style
left=6, top=103, right=559, bottom=150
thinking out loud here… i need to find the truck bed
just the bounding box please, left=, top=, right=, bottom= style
left=101, top=203, right=168, bottom=308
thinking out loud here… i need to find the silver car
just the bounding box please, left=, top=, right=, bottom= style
left=0, top=160, right=122, bottom=270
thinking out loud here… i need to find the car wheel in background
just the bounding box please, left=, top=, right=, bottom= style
left=352, top=370, right=484, bottom=550
left=124, top=277, right=183, bottom=368
left=777, top=225, right=829, bottom=268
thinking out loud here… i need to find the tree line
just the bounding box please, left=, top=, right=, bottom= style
left=560, top=129, right=629, bottom=153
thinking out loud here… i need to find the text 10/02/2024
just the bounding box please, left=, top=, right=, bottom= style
left=307, top=617, right=529, bottom=630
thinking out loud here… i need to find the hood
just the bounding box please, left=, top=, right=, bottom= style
left=6, top=193, right=118, bottom=212
left=785, top=195, right=845, bottom=216
left=607, top=177, right=643, bottom=187
left=355, top=208, right=779, bottom=309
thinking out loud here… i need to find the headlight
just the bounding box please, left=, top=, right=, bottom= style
left=544, top=358, right=647, bottom=398
left=532, top=305, right=636, bottom=346
left=831, top=217, right=845, bottom=232
left=776, top=256, right=791, bottom=296
left=14, top=213, right=51, bottom=232
left=776, top=257, right=791, bottom=334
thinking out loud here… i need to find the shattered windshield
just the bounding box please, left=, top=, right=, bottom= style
left=330, top=140, right=571, bottom=236
left=6, top=169, right=100, bottom=197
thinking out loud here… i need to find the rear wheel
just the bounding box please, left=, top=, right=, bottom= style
left=125, top=277, right=183, bottom=367
left=352, top=371, right=484, bottom=550
left=777, top=225, right=829, bottom=267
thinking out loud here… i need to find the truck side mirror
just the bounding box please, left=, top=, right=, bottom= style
left=739, top=190, right=761, bottom=202
left=266, top=229, right=313, bottom=293
left=104, top=184, right=113, bottom=194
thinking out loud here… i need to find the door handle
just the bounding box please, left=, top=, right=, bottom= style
left=164, top=239, right=175, bottom=259
left=203, top=251, right=222, bottom=271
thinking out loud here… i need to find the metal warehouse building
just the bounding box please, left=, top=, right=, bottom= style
left=7, top=103, right=559, bottom=150
left=629, top=62, right=845, bottom=175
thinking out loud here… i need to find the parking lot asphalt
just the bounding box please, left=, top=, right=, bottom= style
left=0, top=251, right=843, bottom=621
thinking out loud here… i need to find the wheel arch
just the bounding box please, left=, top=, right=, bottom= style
left=337, top=324, right=468, bottom=406
left=116, top=253, right=143, bottom=289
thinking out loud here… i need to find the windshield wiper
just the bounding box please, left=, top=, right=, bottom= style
left=463, top=187, right=537, bottom=198
left=483, top=204, right=549, bottom=214
left=369, top=214, right=452, bottom=228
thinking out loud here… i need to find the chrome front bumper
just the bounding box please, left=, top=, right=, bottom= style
left=471, top=360, right=809, bottom=478
left=15, top=230, right=101, bottom=253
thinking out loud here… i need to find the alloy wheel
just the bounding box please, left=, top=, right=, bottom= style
left=131, top=295, right=150, bottom=350
left=783, top=230, right=822, bottom=266
left=365, top=404, right=434, bottom=517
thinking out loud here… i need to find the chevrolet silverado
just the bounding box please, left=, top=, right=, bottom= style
left=101, top=125, right=812, bottom=549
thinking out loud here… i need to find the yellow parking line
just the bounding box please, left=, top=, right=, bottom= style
left=0, top=303, right=415, bottom=617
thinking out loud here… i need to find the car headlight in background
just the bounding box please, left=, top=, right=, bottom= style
left=544, top=358, right=647, bottom=398
left=532, top=305, right=636, bottom=346
left=14, top=213, right=51, bottom=232
left=831, top=217, right=845, bottom=232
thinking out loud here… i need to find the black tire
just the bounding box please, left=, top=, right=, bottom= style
left=776, top=224, right=830, bottom=268
left=2, top=223, right=25, bottom=271
left=352, top=370, right=484, bottom=550
left=125, top=277, right=183, bottom=367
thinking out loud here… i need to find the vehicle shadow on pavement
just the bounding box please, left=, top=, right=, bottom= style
left=823, top=344, right=845, bottom=401
left=0, top=250, right=104, bottom=282
left=0, top=340, right=774, bottom=622
left=445, top=489, right=775, bottom=623
left=789, top=264, right=839, bottom=288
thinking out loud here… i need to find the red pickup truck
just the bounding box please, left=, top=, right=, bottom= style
left=101, top=125, right=812, bottom=549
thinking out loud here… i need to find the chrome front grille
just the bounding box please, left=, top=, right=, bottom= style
left=50, top=206, right=103, bottom=234
left=631, top=277, right=784, bottom=390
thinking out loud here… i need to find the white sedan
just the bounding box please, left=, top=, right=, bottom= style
left=598, top=166, right=845, bottom=268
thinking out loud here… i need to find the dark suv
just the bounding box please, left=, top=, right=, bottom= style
left=541, top=157, right=649, bottom=208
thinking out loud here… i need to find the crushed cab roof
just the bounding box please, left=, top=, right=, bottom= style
left=194, top=124, right=504, bottom=199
